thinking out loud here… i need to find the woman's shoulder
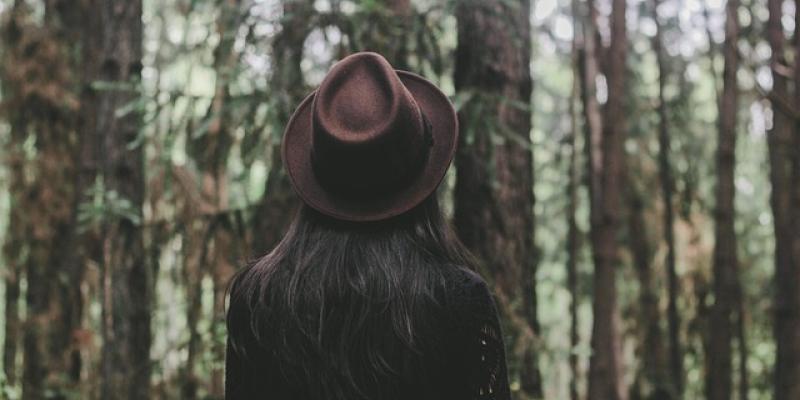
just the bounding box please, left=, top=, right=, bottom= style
left=442, top=266, right=491, bottom=294
left=440, top=266, right=497, bottom=319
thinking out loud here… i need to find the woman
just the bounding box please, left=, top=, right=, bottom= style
left=225, top=52, right=511, bottom=399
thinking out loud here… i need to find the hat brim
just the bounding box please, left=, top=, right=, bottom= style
left=281, top=70, right=458, bottom=222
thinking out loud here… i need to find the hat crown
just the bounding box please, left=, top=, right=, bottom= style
left=310, top=52, right=431, bottom=199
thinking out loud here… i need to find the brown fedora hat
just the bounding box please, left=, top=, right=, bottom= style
left=281, top=52, right=458, bottom=222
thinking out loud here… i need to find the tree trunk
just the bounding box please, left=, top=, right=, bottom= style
left=180, top=0, right=244, bottom=397
left=652, top=1, right=683, bottom=396
left=586, top=0, right=628, bottom=399
left=250, top=0, right=314, bottom=255
left=768, top=0, right=800, bottom=398
left=707, top=1, right=739, bottom=399
left=453, top=1, right=541, bottom=398
left=1, top=69, right=23, bottom=393
left=628, top=187, right=669, bottom=400
left=567, top=120, right=580, bottom=400
left=789, top=2, right=800, bottom=395
left=81, top=1, right=150, bottom=398
left=180, top=223, right=206, bottom=400
left=209, top=218, right=239, bottom=397
left=207, top=3, right=244, bottom=395
left=736, top=287, right=749, bottom=400
left=791, top=5, right=800, bottom=396
left=568, top=5, right=581, bottom=396
left=577, top=3, right=603, bottom=397
left=357, top=0, right=412, bottom=68
left=1, top=6, right=25, bottom=386
left=1, top=2, right=88, bottom=397
left=2, top=227, right=21, bottom=386
left=579, top=0, right=604, bottom=220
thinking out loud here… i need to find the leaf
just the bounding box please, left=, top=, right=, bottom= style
left=90, top=80, right=138, bottom=92
left=115, top=96, right=147, bottom=119
left=452, top=90, right=476, bottom=112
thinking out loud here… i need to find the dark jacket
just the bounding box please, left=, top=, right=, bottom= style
left=224, top=267, right=511, bottom=400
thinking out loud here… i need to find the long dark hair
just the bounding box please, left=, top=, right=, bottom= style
left=226, top=193, right=474, bottom=399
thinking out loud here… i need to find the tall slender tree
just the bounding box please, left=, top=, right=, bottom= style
left=1, top=1, right=27, bottom=387
left=567, top=98, right=581, bottom=400
left=1, top=1, right=88, bottom=397
left=792, top=8, right=800, bottom=398
left=81, top=1, right=150, bottom=398
left=579, top=0, right=604, bottom=215
left=736, top=287, right=749, bottom=400
left=586, top=0, right=628, bottom=398
left=207, top=1, right=245, bottom=395
left=792, top=3, right=800, bottom=394
left=767, top=0, right=800, bottom=398
left=568, top=2, right=581, bottom=397
left=577, top=3, right=604, bottom=397
left=707, top=1, right=740, bottom=399
left=181, top=1, right=244, bottom=397
left=653, top=0, right=683, bottom=395
left=250, top=0, right=312, bottom=255
left=628, top=181, right=669, bottom=400
left=359, top=0, right=413, bottom=68
left=453, top=0, right=541, bottom=398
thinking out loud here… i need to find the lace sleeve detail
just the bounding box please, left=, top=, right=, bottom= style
left=448, top=268, right=512, bottom=400
left=477, top=322, right=506, bottom=397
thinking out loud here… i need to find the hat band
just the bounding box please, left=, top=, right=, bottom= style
left=310, top=112, right=434, bottom=200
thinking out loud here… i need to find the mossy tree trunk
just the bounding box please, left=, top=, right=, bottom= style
left=1, top=2, right=88, bottom=397
left=181, top=0, right=244, bottom=397
left=80, top=1, right=150, bottom=398
left=453, top=0, right=542, bottom=398
left=767, top=0, right=800, bottom=398
left=652, top=1, right=684, bottom=396
left=585, top=0, right=628, bottom=399
left=707, top=1, right=740, bottom=399
left=250, top=0, right=312, bottom=255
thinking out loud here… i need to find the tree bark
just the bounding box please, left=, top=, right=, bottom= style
left=357, top=0, right=412, bottom=69
left=586, top=0, right=628, bottom=399
left=791, top=6, right=800, bottom=397
left=453, top=1, right=541, bottom=398
left=789, top=3, right=800, bottom=395
left=80, top=1, right=150, bottom=398
left=736, top=287, right=749, bottom=400
left=181, top=1, right=244, bottom=397
left=180, top=223, right=206, bottom=400
left=628, top=186, right=669, bottom=400
left=652, top=1, right=683, bottom=396
left=567, top=115, right=580, bottom=400
left=1, top=4, right=26, bottom=387
left=0, top=16, right=28, bottom=386
left=707, top=1, right=739, bottom=399
left=768, top=0, right=800, bottom=398
left=568, top=4, right=581, bottom=396
left=206, top=5, right=243, bottom=390
left=579, top=0, right=604, bottom=219
left=1, top=2, right=88, bottom=397
left=2, top=225, right=21, bottom=386
left=250, top=0, right=314, bottom=255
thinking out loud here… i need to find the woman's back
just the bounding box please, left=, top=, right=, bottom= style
left=225, top=263, right=510, bottom=400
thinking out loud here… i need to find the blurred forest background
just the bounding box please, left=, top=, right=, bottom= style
left=0, top=0, right=798, bottom=399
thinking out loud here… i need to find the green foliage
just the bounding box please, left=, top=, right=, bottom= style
left=0, top=371, right=20, bottom=400
left=77, top=176, right=142, bottom=229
